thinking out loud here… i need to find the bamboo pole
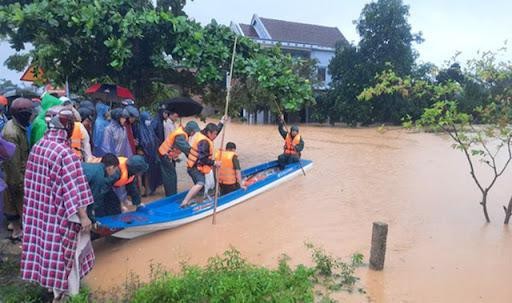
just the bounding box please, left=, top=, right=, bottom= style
left=212, top=36, right=238, bottom=225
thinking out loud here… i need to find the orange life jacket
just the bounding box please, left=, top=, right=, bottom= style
left=187, top=132, right=214, bottom=174
left=71, top=122, right=83, bottom=158
left=284, top=133, right=301, bottom=155
left=215, top=150, right=237, bottom=185
left=158, top=127, right=188, bottom=160
left=114, top=157, right=134, bottom=187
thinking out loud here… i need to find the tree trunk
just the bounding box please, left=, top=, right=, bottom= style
left=481, top=192, right=491, bottom=223
left=503, top=195, right=512, bottom=224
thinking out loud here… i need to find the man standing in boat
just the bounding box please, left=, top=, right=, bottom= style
left=215, top=142, right=246, bottom=195
left=158, top=121, right=201, bottom=196
left=277, top=115, right=304, bottom=170
left=180, top=119, right=225, bottom=208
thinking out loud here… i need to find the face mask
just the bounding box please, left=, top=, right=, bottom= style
left=13, top=111, right=33, bottom=127
left=145, top=120, right=151, bottom=127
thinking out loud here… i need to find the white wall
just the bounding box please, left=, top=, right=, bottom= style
left=311, top=49, right=335, bottom=87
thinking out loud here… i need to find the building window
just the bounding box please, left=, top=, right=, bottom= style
left=317, top=67, right=326, bottom=82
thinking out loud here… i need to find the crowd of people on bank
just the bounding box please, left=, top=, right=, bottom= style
left=0, top=91, right=304, bottom=301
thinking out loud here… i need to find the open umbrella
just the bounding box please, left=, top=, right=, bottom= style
left=162, top=97, right=203, bottom=117
left=85, top=83, right=135, bottom=103
left=2, top=88, right=40, bottom=103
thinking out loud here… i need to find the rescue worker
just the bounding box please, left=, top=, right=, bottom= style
left=70, top=118, right=92, bottom=161
left=81, top=153, right=121, bottom=220
left=180, top=120, right=225, bottom=208
left=111, top=155, right=148, bottom=213
left=277, top=115, right=304, bottom=170
left=158, top=121, right=200, bottom=196
left=2, top=98, right=33, bottom=241
left=215, top=142, right=247, bottom=195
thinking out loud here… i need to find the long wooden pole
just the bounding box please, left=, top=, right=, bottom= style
left=212, top=36, right=238, bottom=225
left=272, top=99, right=306, bottom=176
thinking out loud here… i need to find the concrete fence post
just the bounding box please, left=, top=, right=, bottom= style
left=369, top=221, right=388, bottom=270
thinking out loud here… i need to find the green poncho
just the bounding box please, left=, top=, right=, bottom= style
left=30, top=93, right=63, bottom=146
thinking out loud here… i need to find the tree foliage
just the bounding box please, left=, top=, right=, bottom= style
left=327, top=0, right=422, bottom=125
left=357, top=0, right=422, bottom=77
left=361, top=48, right=512, bottom=223
left=0, top=0, right=312, bottom=111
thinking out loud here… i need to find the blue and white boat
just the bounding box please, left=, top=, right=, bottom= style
left=97, top=159, right=313, bottom=239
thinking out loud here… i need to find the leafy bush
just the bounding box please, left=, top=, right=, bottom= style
left=130, top=248, right=315, bottom=303
left=0, top=257, right=50, bottom=303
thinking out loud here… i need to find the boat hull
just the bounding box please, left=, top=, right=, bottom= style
left=97, top=159, right=313, bottom=239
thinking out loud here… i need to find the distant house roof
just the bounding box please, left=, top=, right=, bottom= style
left=259, top=17, right=347, bottom=48
left=239, top=24, right=259, bottom=38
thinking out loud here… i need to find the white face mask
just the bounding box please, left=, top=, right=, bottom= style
left=145, top=120, right=151, bottom=127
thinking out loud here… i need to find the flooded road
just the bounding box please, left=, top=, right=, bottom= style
left=86, top=122, right=512, bottom=302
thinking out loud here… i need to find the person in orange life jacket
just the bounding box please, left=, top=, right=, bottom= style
left=78, top=107, right=95, bottom=156
left=180, top=119, right=226, bottom=208
left=62, top=99, right=92, bottom=161
left=215, top=142, right=247, bottom=196
left=111, top=154, right=149, bottom=212
left=81, top=153, right=121, bottom=220
left=277, top=115, right=304, bottom=170
left=158, top=121, right=200, bottom=197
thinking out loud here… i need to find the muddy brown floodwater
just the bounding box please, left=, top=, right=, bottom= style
left=86, top=122, right=512, bottom=302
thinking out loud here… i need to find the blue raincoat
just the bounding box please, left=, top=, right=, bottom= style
left=93, top=103, right=110, bottom=156
left=100, top=119, right=133, bottom=157
left=138, top=112, right=162, bottom=192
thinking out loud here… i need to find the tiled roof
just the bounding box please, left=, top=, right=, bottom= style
left=259, top=17, right=347, bottom=48
left=239, top=24, right=259, bottom=38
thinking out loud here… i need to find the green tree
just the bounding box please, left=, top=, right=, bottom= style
left=327, top=0, right=422, bottom=125
left=156, top=0, right=190, bottom=15
left=360, top=49, right=512, bottom=224
left=0, top=78, right=16, bottom=92
left=328, top=44, right=373, bottom=126
left=357, top=0, right=422, bottom=77
left=0, top=0, right=312, bottom=111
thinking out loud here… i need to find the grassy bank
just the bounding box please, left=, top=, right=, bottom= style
left=1, top=244, right=363, bottom=303
left=0, top=242, right=51, bottom=303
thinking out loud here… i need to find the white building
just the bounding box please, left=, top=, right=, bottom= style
left=230, top=14, right=348, bottom=123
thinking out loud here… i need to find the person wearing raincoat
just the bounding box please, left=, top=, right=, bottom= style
left=125, top=105, right=139, bottom=154
left=0, top=134, right=16, bottom=230
left=0, top=96, right=8, bottom=132
left=93, top=102, right=110, bottom=157
left=151, top=105, right=178, bottom=146
left=2, top=98, right=34, bottom=241
left=100, top=108, right=132, bottom=157
left=30, top=93, right=63, bottom=146
left=137, top=111, right=161, bottom=196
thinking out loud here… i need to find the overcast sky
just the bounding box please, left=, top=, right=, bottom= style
left=2, top=0, right=511, bottom=84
